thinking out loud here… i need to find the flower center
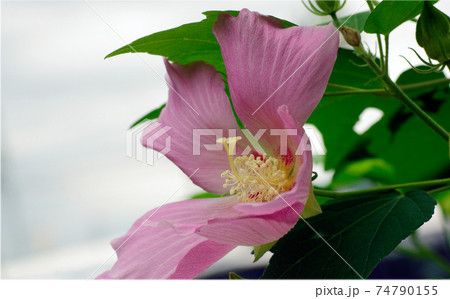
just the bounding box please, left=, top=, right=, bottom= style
left=218, top=137, right=295, bottom=202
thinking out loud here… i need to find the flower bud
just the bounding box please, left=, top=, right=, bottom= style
left=416, top=1, right=450, bottom=64
left=302, top=0, right=346, bottom=16
left=340, top=25, right=361, bottom=47
left=316, top=0, right=344, bottom=14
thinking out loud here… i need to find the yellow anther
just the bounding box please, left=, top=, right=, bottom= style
left=221, top=155, right=295, bottom=203
left=218, top=136, right=297, bottom=202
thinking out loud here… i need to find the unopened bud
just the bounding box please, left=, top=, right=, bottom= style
left=316, top=0, right=343, bottom=14
left=340, top=26, right=361, bottom=47
left=302, top=0, right=346, bottom=16
left=416, top=1, right=450, bottom=63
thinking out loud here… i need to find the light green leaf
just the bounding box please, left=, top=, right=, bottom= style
left=331, top=158, right=395, bottom=187
left=189, top=192, right=223, bottom=199
left=301, top=185, right=323, bottom=218
left=253, top=241, right=277, bottom=263
left=229, top=272, right=246, bottom=279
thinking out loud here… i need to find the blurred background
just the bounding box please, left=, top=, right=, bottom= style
left=2, top=0, right=449, bottom=279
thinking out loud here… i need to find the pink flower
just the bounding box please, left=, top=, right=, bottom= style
left=98, top=9, right=338, bottom=279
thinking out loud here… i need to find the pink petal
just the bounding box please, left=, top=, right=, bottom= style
left=142, top=195, right=241, bottom=235
left=96, top=208, right=235, bottom=279
left=142, top=59, right=250, bottom=194
left=141, top=194, right=303, bottom=246
left=213, top=9, right=339, bottom=154
left=129, top=195, right=301, bottom=247
left=196, top=205, right=301, bottom=246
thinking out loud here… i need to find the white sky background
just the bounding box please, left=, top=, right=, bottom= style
left=1, top=0, right=449, bottom=278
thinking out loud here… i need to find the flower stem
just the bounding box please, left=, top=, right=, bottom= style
left=326, top=83, right=361, bottom=90
left=329, top=12, right=340, bottom=27
left=330, top=14, right=450, bottom=143
left=314, top=178, right=450, bottom=199
left=324, top=88, right=387, bottom=97
left=384, top=34, right=389, bottom=75
left=381, top=72, right=449, bottom=141
left=399, top=78, right=450, bottom=92
left=366, top=0, right=385, bottom=71
left=325, top=78, right=450, bottom=97
left=354, top=43, right=449, bottom=142
left=429, top=185, right=450, bottom=195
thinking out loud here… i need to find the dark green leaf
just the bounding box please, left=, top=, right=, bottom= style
left=364, top=0, right=424, bottom=35
left=261, top=190, right=436, bottom=279
left=310, top=60, right=450, bottom=186
left=363, top=68, right=450, bottom=183
left=130, top=104, right=166, bottom=129
left=416, top=1, right=450, bottom=63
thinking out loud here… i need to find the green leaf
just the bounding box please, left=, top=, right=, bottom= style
left=331, top=158, right=395, bottom=187
left=253, top=241, right=277, bottom=263
left=190, top=192, right=223, bottom=199
left=311, top=61, right=449, bottom=186
left=318, top=11, right=370, bottom=32
left=229, top=272, right=246, bottom=279
left=416, top=1, right=450, bottom=63
left=437, top=190, right=450, bottom=215
left=261, top=190, right=436, bottom=279
left=129, top=104, right=165, bottom=129
left=364, top=0, right=424, bottom=35
left=106, top=10, right=296, bottom=77
left=341, top=11, right=370, bottom=32
left=396, top=67, right=446, bottom=98
left=105, top=11, right=237, bottom=76
left=362, top=68, right=450, bottom=184
left=307, top=48, right=390, bottom=171
left=365, top=102, right=450, bottom=184
left=325, top=49, right=383, bottom=89
left=301, top=185, right=323, bottom=218
left=109, top=10, right=297, bottom=132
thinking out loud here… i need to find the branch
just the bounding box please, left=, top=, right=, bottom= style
left=324, top=78, right=450, bottom=97
left=314, top=178, right=450, bottom=199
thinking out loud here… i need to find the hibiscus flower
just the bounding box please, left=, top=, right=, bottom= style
left=98, top=8, right=339, bottom=279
